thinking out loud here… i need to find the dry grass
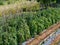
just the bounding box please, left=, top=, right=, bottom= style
left=0, top=1, right=39, bottom=16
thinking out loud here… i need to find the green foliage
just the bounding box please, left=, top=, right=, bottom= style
left=0, top=8, right=60, bottom=44
left=0, top=1, right=4, bottom=5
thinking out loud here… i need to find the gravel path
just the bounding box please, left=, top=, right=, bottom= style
left=41, top=29, right=60, bottom=45
left=50, top=34, right=60, bottom=45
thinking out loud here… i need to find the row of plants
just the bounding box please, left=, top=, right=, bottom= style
left=0, top=1, right=40, bottom=16
left=0, top=0, right=27, bottom=5
left=0, top=8, right=60, bottom=45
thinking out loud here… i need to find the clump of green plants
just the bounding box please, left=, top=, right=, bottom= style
left=0, top=8, right=60, bottom=45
